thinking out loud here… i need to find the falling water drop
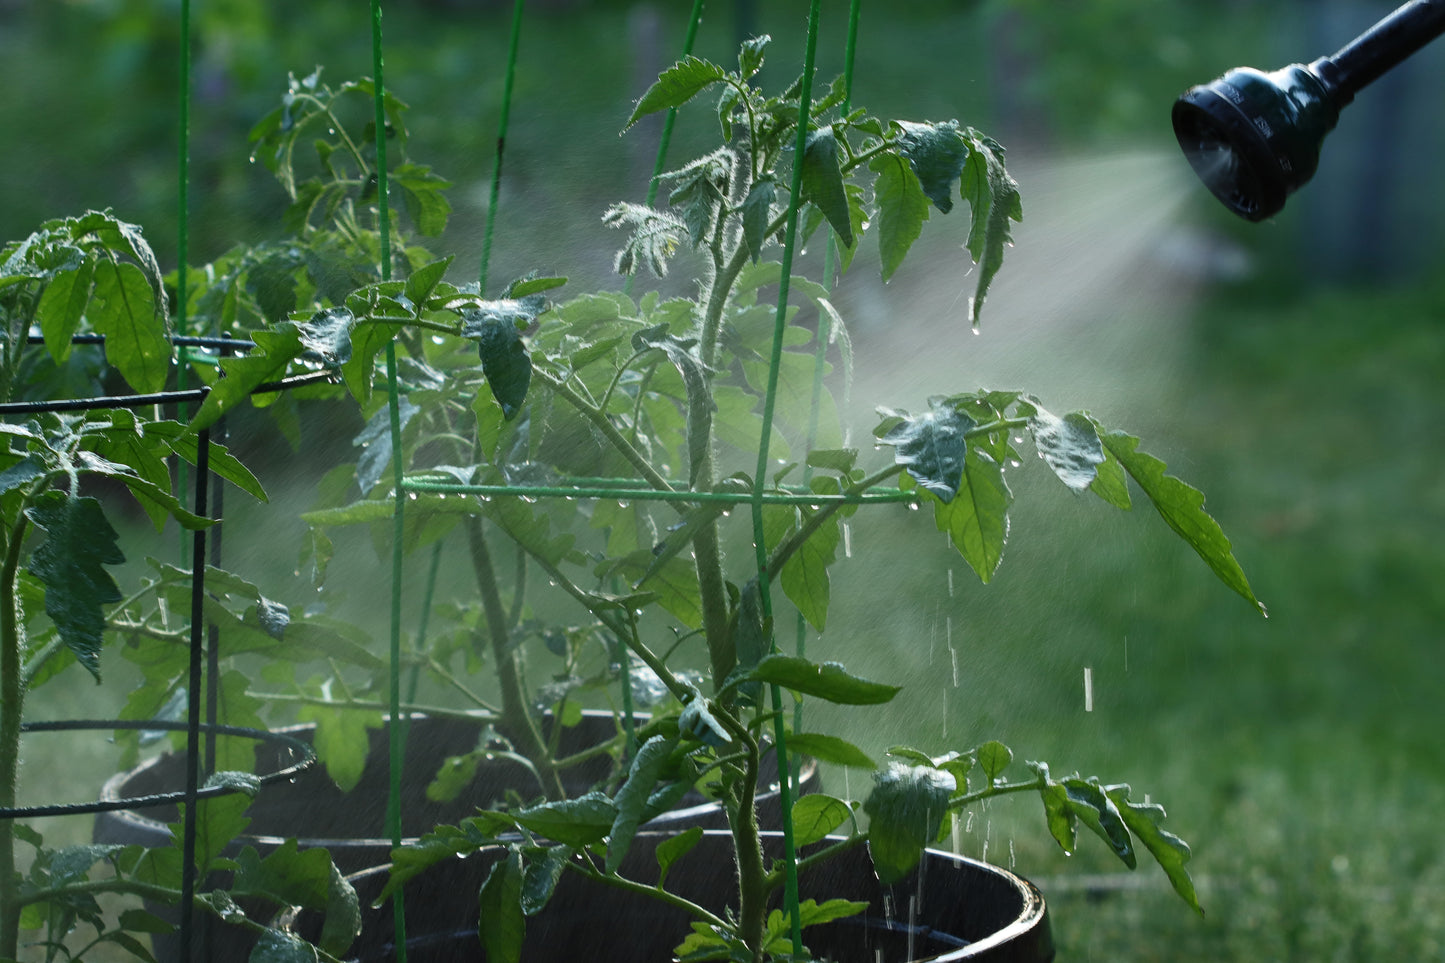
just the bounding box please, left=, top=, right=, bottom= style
left=949, top=647, right=959, bottom=688
left=842, top=522, right=852, bottom=558
left=947, top=568, right=954, bottom=597
left=964, top=811, right=975, bottom=833
left=1124, top=635, right=1129, bottom=673
left=1084, top=666, right=1094, bottom=712
left=1009, top=838, right=1017, bottom=870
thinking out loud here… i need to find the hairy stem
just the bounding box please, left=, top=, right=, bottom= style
left=0, top=512, right=30, bottom=962
left=464, top=515, right=565, bottom=799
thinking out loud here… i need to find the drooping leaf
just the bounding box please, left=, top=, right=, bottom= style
left=1106, top=784, right=1202, bottom=914
left=662, top=148, right=732, bottom=246
left=249, top=929, right=322, bottom=963
left=607, top=735, right=676, bottom=874
left=1061, top=776, right=1135, bottom=868
left=520, top=845, right=569, bottom=916
left=869, top=151, right=929, bottom=281
left=394, top=162, right=454, bottom=237
left=35, top=258, right=95, bottom=363
left=625, top=56, right=729, bottom=130
left=91, top=259, right=170, bottom=393
left=464, top=300, right=541, bottom=420
left=25, top=493, right=124, bottom=681
left=352, top=396, right=421, bottom=494
left=1100, top=429, right=1264, bottom=614
left=916, top=446, right=1012, bottom=584
left=296, top=702, right=381, bottom=792
left=800, top=126, right=854, bottom=247
left=893, top=120, right=969, bottom=214
left=477, top=850, right=526, bottom=963
left=959, top=128, right=1022, bottom=326
left=778, top=510, right=839, bottom=632
left=746, top=654, right=900, bottom=705
left=875, top=400, right=973, bottom=502
left=1029, top=406, right=1105, bottom=493
left=863, top=763, right=956, bottom=883
left=741, top=176, right=776, bottom=263
left=603, top=203, right=687, bottom=278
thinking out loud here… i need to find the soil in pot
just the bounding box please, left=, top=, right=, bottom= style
left=308, top=831, right=1055, bottom=962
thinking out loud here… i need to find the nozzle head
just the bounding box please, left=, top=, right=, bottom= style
left=1172, top=63, right=1342, bottom=221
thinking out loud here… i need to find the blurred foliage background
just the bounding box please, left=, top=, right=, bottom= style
left=4, top=0, right=1443, bottom=959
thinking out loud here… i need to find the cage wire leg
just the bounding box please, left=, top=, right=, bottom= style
left=793, top=0, right=862, bottom=782
left=749, top=1, right=826, bottom=956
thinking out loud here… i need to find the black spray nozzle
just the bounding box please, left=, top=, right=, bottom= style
left=1173, top=0, right=1445, bottom=221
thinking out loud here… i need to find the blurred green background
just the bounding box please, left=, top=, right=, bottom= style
left=5, top=0, right=1444, bottom=959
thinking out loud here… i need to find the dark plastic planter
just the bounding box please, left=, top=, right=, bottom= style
left=306, top=831, right=1055, bottom=962
left=92, top=712, right=816, bottom=961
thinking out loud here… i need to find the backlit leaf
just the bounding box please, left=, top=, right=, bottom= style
left=791, top=794, right=855, bottom=846
left=918, top=447, right=1012, bottom=584
left=607, top=735, right=676, bottom=874
left=786, top=733, right=874, bottom=770
left=1106, top=784, right=1202, bottom=914
left=626, top=56, right=729, bottom=129
left=869, top=151, right=928, bottom=281
left=1101, top=429, right=1263, bottom=614
left=960, top=128, right=1022, bottom=326
left=91, top=259, right=170, bottom=393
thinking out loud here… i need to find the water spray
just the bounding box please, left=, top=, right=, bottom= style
left=1173, top=0, right=1445, bottom=221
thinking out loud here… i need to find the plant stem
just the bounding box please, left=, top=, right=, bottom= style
left=245, top=690, right=500, bottom=720
left=0, top=512, right=29, bottom=962
left=463, top=515, right=565, bottom=799
left=563, top=858, right=728, bottom=930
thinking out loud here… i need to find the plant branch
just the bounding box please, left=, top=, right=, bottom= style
left=563, top=857, right=729, bottom=930
left=0, top=510, right=31, bottom=961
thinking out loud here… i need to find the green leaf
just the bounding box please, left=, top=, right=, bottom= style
left=520, top=845, right=569, bottom=916
left=189, top=324, right=307, bottom=432
left=296, top=702, right=382, bottom=792
left=232, top=840, right=332, bottom=911
left=170, top=790, right=252, bottom=872
left=977, top=740, right=1013, bottom=784
left=919, top=447, right=1012, bottom=584
left=1061, top=776, right=1135, bottom=868
left=404, top=255, right=454, bottom=305
left=1100, top=429, right=1264, bottom=614
left=739, top=35, right=769, bottom=79
left=25, top=493, right=124, bottom=682
left=141, top=421, right=268, bottom=503
left=863, top=763, right=956, bottom=883
left=296, top=306, right=354, bottom=366
left=800, top=126, right=854, bottom=247
left=786, top=733, right=874, bottom=769
left=36, top=259, right=95, bottom=363
left=875, top=400, right=973, bottom=502
left=656, top=826, right=705, bottom=887
left=91, top=259, right=170, bottom=393
left=1029, top=406, right=1105, bottom=493
left=746, top=654, right=900, bottom=705
left=1106, top=784, right=1202, bottom=914
left=779, top=511, right=839, bottom=632
left=508, top=792, right=617, bottom=848
left=960, top=128, right=1022, bottom=326
left=1090, top=447, right=1133, bottom=510
left=509, top=275, right=567, bottom=298
left=394, top=162, right=454, bottom=237
left=792, top=794, right=855, bottom=846
left=893, top=120, right=970, bottom=214
left=869, top=151, right=929, bottom=281
left=741, top=176, right=776, bottom=263
left=463, top=299, right=544, bottom=420
left=625, top=56, right=729, bottom=129
left=249, top=929, right=320, bottom=963
left=607, top=735, right=677, bottom=874
left=478, top=850, right=527, bottom=963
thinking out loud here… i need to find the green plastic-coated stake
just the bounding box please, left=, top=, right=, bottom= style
left=480, top=0, right=526, bottom=295
left=624, top=0, right=705, bottom=298
left=368, top=1, right=410, bottom=960
left=751, top=1, right=824, bottom=955
left=793, top=0, right=862, bottom=776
